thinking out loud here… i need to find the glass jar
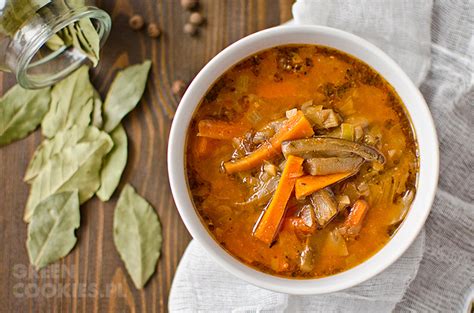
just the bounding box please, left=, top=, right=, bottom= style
left=0, top=0, right=111, bottom=89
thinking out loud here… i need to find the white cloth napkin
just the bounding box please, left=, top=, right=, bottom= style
left=169, top=0, right=474, bottom=312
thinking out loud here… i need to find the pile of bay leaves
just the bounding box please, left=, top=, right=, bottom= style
left=0, top=61, right=162, bottom=289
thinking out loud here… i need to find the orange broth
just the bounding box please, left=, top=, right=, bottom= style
left=185, top=45, right=418, bottom=278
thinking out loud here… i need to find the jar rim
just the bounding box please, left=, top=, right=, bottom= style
left=14, top=6, right=111, bottom=89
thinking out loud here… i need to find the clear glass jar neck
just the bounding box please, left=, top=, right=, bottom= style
left=2, top=2, right=111, bottom=89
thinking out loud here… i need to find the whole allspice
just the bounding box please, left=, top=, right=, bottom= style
left=172, top=80, right=187, bottom=97
left=181, top=0, right=198, bottom=10
left=147, top=23, right=161, bottom=38
left=189, top=12, right=205, bottom=26
left=129, top=15, right=145, bottom=30
left=183, top=23, right=198, bottom=36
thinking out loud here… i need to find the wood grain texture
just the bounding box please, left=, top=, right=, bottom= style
left=0, top=0, right=294, bottom=312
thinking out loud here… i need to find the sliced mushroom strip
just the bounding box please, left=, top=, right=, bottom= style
left=310, top=188, right=338, bottom=227
left=281, top=137, right=385, bottom=163
left=304, top=156, right=364, bottom=176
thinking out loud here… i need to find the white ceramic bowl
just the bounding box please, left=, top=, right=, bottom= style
left=168, top=25, right=439, bottom=294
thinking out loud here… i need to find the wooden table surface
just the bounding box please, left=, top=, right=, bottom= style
left=0, top=1, right=293, bottom=312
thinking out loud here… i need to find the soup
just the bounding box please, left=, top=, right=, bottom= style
left=185, top=45, right=418, bottom=278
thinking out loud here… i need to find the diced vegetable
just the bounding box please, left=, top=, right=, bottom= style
left=263, top=162, right=278, bottom=177
left=340, top=123, right=355, bottom=141
left=303, top=108, right=341, bottom=129
left=338, top=199, right=369, bottom=239
left=301, top=104, right=322, bottom=122
left=281, top=137, right=385, bottom=163
left=356, top=181, right=370, bottom=197
left=235, top=75, right=249, bottom=93
left=322, top=229, right=349, bottom=257
left=253, top=155, right=304, bottom=245
left=310, top=188, right=338, bottom=226
left=224, top=111, right=314, bottom=174
left=336, top=195, right=351, bottom=211
left=295, top=171, right=355, bottom=199
left=299, top=204, right=316, bottom=230
left=300, top=100, right=314, bottom=111
left=197, top=119, right=247, bottom=140
left=304, top=156, right=364, bottom=176
left=322, top=110, right=341, bottom=128
left=286, top=108, right=298, bottom=119
left=354, top=126, right=364, bottom=141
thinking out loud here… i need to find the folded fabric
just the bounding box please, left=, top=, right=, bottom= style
left=292, top=0, right=432, bottom=86
left=169, top=0, right=474, bottom=312
left=169, top=234, right=424, bottom=312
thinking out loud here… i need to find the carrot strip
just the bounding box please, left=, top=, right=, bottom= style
left=197, top=119, right=247, bottom=140
left=253, top=155, right=304, bottom=245
left=295, top=172, right=353, bottom=199
left=224, top=111, right=314, bottom=174
left=339, top=199, right=369, bottom=238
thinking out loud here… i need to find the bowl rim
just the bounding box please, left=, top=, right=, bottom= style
left=168, top=25, right=439, bottom=295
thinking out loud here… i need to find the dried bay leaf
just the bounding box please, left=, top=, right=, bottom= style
left=91, top=90, right=103, bottom=128
left=113, top=184, right=162, bottom=289
left=24, top=126, right=113, bottom=222
left=0, top=84, right=50, bottom=146
left=27, top=190, right=80, bottom=270
left=46, top=15, right=100, bottom=67
left=45, top=33, right=65, bottom=51
left=96, top=124, right=128, bottom=201
left=0, top=0, right=50, bottom=36
left=74, top=18, right=100, bottom=67
left=24, top=125, right=100, bottom=182
left=103, top=60, right=152, bottom=132
left=41, top=65, right=94, bottom=138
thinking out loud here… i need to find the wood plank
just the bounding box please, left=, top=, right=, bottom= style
left=0, top=0, right=294, bottom=311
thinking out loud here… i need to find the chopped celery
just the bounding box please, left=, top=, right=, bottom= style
left=246, top=110, right=262, bottom=124
left=354, top=126, right=364, bottom=141
left=323, top=110, right=341, bottom=128
left=300, top=100, right=314, bottom=110
left=236, top=75, right=249, bottom=93
left=285, top=108, right=298, bottom=119
left=341, top=123, right=355, bottom=141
